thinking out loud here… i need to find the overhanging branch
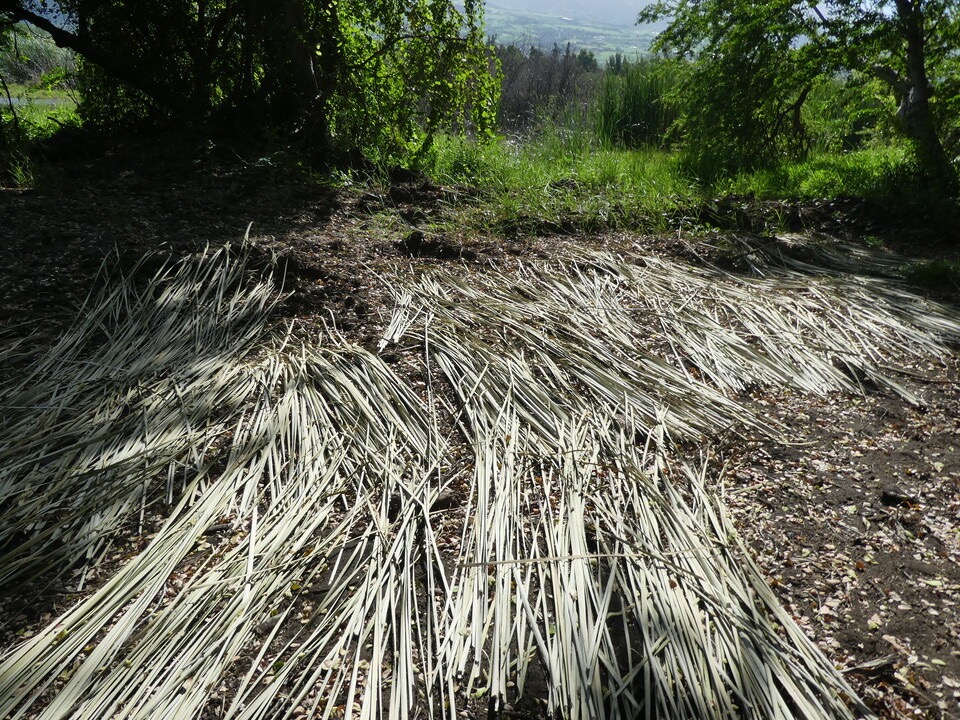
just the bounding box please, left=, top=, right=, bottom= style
left=1, top=2, right=190, bottom=116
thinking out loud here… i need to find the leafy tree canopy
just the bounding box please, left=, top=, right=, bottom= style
left=640, top=0, right=959, bottom=196
left=0, top=0, right=500, bottom=164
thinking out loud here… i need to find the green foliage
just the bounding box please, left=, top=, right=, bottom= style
left=75, top=59, right=162, bottom=128
left=324, top=0, right=499, bottom=163
left=421, top=133, right=502, bottom=186
left=721, top=145, right=960, bottom=234
left=641, top=0, right=821, bottom=180
left=0, top=135, right=33, bottom=187
left=6, top=1, right=499, bottom=164
left=576, top=49, right=599, bottom=74
left=936, top=50, right=960, bottom=159
left=595, top=56, right=680, bottom=149
left=1, top=21, right=76, bottom=184
left=69, top=1, right=188, bottom=128
left=639, top=0, right=959, bottom=194
left=802, top=76, right=896, bottom=153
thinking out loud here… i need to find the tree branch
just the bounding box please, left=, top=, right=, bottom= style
left=1, top=2, right=190, bottom=116
left=871, top=63, right=908, bottom=99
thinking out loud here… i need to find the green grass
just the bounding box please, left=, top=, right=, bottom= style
left=420, top=132, right=948, bottom=238
left=721, top=145, right=915, bottom=200
left=421, top=130, right=698, bottom=235
left=902, top=259, right=960, bottom=296
left=1, top=101, right=78, bottom=128
left=718, top=145, right=959, bottom=237
left=1, top=88, right=80, bottom=187
left=2, top=83, right=75, bottom=102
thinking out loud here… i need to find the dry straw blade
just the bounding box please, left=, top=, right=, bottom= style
left=0, top=243, right=279, bottom=588
left=6, top=240, right=958, bottom=719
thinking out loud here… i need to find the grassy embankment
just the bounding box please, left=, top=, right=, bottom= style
left=1, top=83, right=78, bottom=186
left=2, top=32, right=956, bottom=292
left=418, top=136, right=958, bottom=294
left=414, top=56, right=958, bottom=294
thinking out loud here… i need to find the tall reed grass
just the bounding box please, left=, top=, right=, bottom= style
left=595, top=57, right=681, bottom=149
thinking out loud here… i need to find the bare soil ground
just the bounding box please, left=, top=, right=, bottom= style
left=1, top=133, right=958, bottom=718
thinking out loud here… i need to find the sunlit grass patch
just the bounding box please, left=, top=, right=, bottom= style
left=2, top=87, right=80, bottom=187
left=722, top=146, right=916, bottom=200
left=422, top=132, right=698, bottom=235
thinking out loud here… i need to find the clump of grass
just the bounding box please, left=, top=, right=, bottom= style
left=722, top=145, right=913, bottom=199
left=595, top=56, right=680, bottom=149
left=421, top=133, right=505, bottom=186
left=902, top=259, right=960, bottom=296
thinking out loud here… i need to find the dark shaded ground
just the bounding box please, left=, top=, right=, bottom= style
left=725, top=376, right=960, bottom=719
left=1, top=133, right=959, bottom=718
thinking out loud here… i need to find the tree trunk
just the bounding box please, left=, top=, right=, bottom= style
left=892, top=0, right=958, bottom=198
left=267, top=0, right=320, bottom=125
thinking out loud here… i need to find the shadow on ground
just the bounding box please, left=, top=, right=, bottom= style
left=0, top=132, right=340, bottom=333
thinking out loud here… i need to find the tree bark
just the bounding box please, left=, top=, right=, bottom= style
left=891, top=0, right=958, bottom=197
left=266, top=0, right=320, bottom=125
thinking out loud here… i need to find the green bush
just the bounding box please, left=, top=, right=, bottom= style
left=802, top=76, right=896, bottom=154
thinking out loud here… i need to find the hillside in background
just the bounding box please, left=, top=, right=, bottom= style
left=484, top=0, right=660, bottom=59
left=489, top=0, right=643, bottom=26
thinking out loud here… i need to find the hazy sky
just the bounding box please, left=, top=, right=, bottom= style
left=486, top=0, right=646, bottom=27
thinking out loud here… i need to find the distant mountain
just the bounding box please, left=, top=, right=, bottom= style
left=480, top=0, right=660, bottom=59
left=485, top=0, right=648, bottom=28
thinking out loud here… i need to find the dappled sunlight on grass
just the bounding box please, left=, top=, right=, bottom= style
left=721, top=146, right=916, bottom=200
